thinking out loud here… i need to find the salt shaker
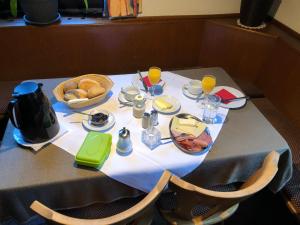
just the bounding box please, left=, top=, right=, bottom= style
left=150, top=110, right=158, bottom=126
left=142, top=117, right=161, bottom=150
left=133, top=95, right=145, bottom=118
left=116, top=127, right=132, bottom=155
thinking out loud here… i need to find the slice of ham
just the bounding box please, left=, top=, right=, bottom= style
left=171, top=129, right=212, bottom=152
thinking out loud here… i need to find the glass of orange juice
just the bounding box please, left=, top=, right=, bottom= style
left=202, top=75, right=216, bottom=95
left=148, top=67, right=162, bottom=96
left=201, top=75, right=216, bottom=109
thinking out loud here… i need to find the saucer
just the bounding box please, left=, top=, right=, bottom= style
left=118, top=92, right=134, bottom=106
left=23, top=13, right=61, bottom=25
left=182, top=86, right=202, bottom=99
left=82, top=110, right=115, bottom=132
left=13, top=126, right=68, bottom=151
left=118, top=92, right=147, bottom=106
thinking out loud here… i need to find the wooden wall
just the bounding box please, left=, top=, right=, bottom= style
left=0, top=15, right=299, bottom=127
left=0, top=17, right=205, bottom=81
left=255, top=39, right=300, bottom=128
left=198, top=20, right=277, bottom=83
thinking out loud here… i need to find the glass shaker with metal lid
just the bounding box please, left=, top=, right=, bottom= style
left=116, top=127, right=132, bottom=155
left=133, top=95, right=146, bottom=118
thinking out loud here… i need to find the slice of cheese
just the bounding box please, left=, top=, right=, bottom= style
left=178, top=118, right=196, bottom=127
left=155, top=98, right=173, bottom=110
left=171, top=116, right=206, bottom=137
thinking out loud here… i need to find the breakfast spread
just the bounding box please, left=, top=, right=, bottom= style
left=63, top=78, right=106, bottom=101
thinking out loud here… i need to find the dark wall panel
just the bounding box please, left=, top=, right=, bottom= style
left=255, top=39, right=300, bottom=128
left=0, top=18, right=204, bottom=80
left=198, top=20, right=277, bottom=83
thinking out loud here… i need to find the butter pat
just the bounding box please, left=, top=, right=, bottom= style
left=155, top=98, right=173, bottom=110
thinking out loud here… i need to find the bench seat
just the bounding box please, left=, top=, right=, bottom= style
left=0, top=81, right=20, bottom=141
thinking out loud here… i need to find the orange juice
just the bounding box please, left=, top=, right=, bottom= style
left=202, top=75, right=216, bottom=94
left=148, top=67, right=161, bottom=85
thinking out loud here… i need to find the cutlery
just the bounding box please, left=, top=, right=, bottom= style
left=196, top=93, right=204, bottom=103
left=221, top=96, right=250, bottom=103
left=73, top=111, right=90, bottom=116
left=137, top=70, right=148, bottom=93
left=161, top=137, right=172, bottom=141
left=196, top=96, right=250, bottom=103
left=69, top=119, right=88, bottom=123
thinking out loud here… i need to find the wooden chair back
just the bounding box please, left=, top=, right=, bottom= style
left=30, top=170, right=172, bottom=225
left=168, top=151, right=280, bottom=221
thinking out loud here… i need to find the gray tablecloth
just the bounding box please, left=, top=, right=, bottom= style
left=0, top=67, right=292, bottom=223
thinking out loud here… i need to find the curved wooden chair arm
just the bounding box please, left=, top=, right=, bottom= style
left=170, top=151, right=279, bottom=199
left=31, top=170, right=172, bottom=225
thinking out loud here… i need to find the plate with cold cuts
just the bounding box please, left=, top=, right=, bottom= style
left=169, top=113, right=213, bottom=155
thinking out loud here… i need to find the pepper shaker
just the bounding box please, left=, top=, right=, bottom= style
left=116, top=127, right=132, bottom=155
left=142, top=112, right=151, bottom=129
left=151, top=110, right=158, bottom=126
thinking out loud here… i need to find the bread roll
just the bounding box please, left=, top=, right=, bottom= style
left=63, top=81, right=78, bottom=93
left=78, top=79, right=100, bottom=91
left=87, top=86, right=106, bottom=99
left=65, top=89, right=88, bottom=99
left=64, top=92, right=78, bottom=101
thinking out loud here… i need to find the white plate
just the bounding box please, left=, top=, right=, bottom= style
left=152, top=95, right=181, bottom=114
left=82, top=110, right=115, bottom=132
left=182, top=86, right=202, bottom=100
left=211, top=86, right=247, bottom=109
left=13, top=126, right=68, bottom=151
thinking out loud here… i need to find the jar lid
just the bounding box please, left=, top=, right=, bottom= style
left=119, top=127, right=130, bottom=138
left=13, top=82, right=41, bottom=97
left=134, top=95, right=144, bottom=101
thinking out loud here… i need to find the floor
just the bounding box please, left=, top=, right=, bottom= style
left=2, top=188, right=298, bottom=225
left=152, top=188, right=299, bottom=225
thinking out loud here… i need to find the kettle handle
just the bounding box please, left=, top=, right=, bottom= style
left=7, top=99, right=19, bottom=128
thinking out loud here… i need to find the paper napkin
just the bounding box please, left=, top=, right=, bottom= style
left=215, top=88, right=236, bottom=104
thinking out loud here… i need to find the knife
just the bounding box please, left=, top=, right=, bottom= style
left=137, top=70, right=148, bottom=93
left=196, top=95, right=250, bottom=103
left=221, top=96, right=250, bottom=103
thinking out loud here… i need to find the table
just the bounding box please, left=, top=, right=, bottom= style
left=0, top=67, right=292, bottom=223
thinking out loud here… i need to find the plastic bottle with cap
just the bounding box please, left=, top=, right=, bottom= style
left=133, top=95, right=145, bottom=118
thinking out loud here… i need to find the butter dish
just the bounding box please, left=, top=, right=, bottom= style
left=75, top=131, right=112, bottom=168
left=152, top=95, right=180, bottom=114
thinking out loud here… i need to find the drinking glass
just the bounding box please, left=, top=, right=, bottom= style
left=202, top=75, right=216, bottom=95
left=202, top=95, right=221, bottom=124
left=201, top=75, right=216, bottom=108
left=148, top=67, right=161, bottom=96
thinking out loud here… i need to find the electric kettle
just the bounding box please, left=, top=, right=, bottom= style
left=8, top=82, right=60, bottom=143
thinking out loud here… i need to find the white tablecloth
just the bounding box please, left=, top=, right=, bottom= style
left=52, top=72, right=229, bottom=192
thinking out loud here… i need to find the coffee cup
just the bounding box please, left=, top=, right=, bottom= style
left=184, top=80, right=202, bottom=95
left=121, top=86, right=140, bottom=102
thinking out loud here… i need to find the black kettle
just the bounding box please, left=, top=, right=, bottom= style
left=8, top=82, right=60, bottom=143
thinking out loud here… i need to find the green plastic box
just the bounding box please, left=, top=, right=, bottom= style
left=75, top=131, right=112, bottom=168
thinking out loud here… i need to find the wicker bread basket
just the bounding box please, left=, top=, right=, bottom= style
left=53, top=74, right=114, bottom=109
